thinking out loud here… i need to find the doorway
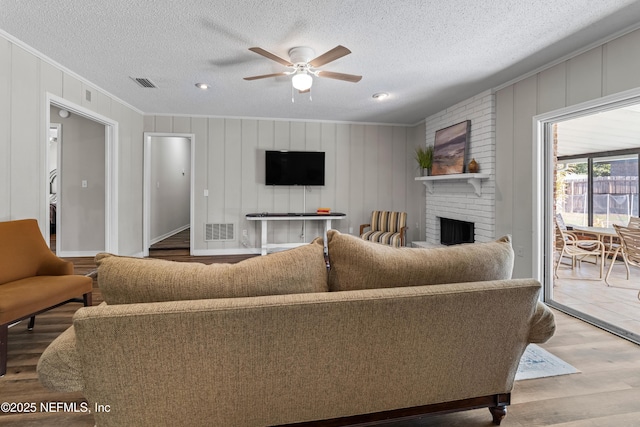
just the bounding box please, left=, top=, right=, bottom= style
left=535, top=89, right=640, bottom=344
left=143, top=133, right=194, bottom=257
left=48, top=106, right=106, bottom=256
left=45, top=94, right=118, bottom=256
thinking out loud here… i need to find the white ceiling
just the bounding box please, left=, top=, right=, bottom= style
left=2, top=0, right=640, bottom=125
left=557, top=107, right=640, bottom=157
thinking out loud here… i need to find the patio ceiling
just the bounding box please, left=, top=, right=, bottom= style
left=557, top=105, right=640, bottom=157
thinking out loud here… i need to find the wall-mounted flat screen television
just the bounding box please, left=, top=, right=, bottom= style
left=265, top=150, right=325, bottom=186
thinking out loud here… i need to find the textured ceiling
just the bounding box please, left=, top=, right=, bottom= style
left=2, top=0, right=640, bottom=125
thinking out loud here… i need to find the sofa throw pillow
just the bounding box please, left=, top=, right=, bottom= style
left=327, top=230, right=514, bottom=291
left=96, top=239, right=328, bottom=304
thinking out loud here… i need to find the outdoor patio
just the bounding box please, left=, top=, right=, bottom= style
left=553, top=255, right=640, bottom=336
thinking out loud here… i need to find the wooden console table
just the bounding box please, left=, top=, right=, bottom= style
left=246, top=212, right=346, bottom=255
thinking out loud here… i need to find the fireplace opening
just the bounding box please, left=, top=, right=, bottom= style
left=440, top=218, right=474, bottom=245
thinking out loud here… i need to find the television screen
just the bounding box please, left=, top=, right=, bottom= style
left=265, top=151, right=325, bottom=186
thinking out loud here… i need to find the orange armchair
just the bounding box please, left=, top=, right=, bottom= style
left=0, top=219, right=92, bottom=376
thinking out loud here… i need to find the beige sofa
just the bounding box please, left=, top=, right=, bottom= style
left=37, top=231, right=555, bottom=427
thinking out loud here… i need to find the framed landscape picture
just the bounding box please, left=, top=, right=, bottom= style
left=432, top=120, right=470, bottom=175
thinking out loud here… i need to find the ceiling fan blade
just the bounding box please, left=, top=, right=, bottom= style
left=309, top=45, right=351, bottom=67
left=248, top=47, right=292, bottom=66
left=243, top=72, right=288, bottom=81
left=317, top=70, right=362, bottom=83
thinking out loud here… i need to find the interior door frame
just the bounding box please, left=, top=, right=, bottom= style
left=45, top=93, right=119, bottom=255
left=142, top=132, right=195, bottom=257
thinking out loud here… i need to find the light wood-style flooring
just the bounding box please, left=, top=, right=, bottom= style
left=553, top=254, right=640, bottom=336
left=2, top=253, right=640, bottom=426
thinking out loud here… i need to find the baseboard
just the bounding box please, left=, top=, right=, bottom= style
left=58, top=250, right=102, bottom=258
left=124, top=252, right=145, bottom=258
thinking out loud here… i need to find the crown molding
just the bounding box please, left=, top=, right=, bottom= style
left=0, top=29, right=144, bottom=116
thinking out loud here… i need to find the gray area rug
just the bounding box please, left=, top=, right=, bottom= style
left=515, top=344, right=580, bottom=381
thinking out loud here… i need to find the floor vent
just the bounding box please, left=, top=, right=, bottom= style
left=130, top=77, right=157, bottom=88
left=204, top=223, right=235, bottom=241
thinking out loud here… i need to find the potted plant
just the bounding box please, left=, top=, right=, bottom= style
left=415, top=145, right=434, bottom=176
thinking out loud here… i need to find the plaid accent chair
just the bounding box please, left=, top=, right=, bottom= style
left=359, top=211, right=408, bottom=247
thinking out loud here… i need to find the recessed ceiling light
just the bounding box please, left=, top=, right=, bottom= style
left=372, top=92, right=389, bottom=100
left=195, top=83, right=209, bottom=90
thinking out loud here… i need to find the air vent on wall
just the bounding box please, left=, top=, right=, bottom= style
left=204, top=223, right=235, bottom=242
left=130, top=77, right=157, bottom=88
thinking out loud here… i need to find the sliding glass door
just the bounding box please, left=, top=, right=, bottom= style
left=546, top=102, right=640, bottom=344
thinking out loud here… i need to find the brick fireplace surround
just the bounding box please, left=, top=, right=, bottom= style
left=423, top=90, right=495, bottom=245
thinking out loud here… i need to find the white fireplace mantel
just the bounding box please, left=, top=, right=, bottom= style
left=415, top=173, right=490, bottom=197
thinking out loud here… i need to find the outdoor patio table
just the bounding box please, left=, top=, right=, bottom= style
left=573, top=226, right=618, bottom=264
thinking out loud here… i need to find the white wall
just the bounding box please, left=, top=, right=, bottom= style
left=144, top=116, right=421, bottom=253
left=149, top=136, right=191, bottom=243
left=3, top=24, right=640, bottom=260
left=496, top=28, right=640, bottom=278
left=1, top=30, right=422, bottom=256
left=0, top=34, right=144, bottom=256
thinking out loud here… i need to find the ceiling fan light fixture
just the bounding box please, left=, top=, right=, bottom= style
left=292, top=72, right=313, bottom=91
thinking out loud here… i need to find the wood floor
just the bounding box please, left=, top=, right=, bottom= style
left=2, top=254, right=640, bottom=426
left=554, top=254, right=640, bottom=337
left=149, top=227, right=190, bottom=250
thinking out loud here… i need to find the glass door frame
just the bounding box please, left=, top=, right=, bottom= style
left=533, top=87, right=640, bottom=345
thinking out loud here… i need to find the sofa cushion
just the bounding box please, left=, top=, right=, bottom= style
left=327, top=230, right=514, bottom=291
left=96, top=239, right=328, bottom=304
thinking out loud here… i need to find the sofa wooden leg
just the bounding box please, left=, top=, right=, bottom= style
left=83, top=292, right=93, bottom=307
left=28, top=316, right=35, bottom=330
left=1, top=323, right=7, bottom=377
left=489, top=405, right=507, bottom=425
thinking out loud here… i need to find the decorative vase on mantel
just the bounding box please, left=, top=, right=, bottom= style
left=468, top=158, right=479, bottom=174
left=422, top=168, right=431, bottom=177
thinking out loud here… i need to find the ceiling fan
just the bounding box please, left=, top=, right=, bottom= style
left=243, top=45, right=362, bottom=93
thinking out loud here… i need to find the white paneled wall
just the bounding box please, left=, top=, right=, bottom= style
left=0, top=34, right=144, bottom=256
left=1, top=32, right=424, bottom=256
left=496, top=27, right=640, bottom=278
left=144, top=116, right=420, bottom=253
left=423, top=90, right=496, bottom=244
left=5, top=21, right=638, bottom=263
